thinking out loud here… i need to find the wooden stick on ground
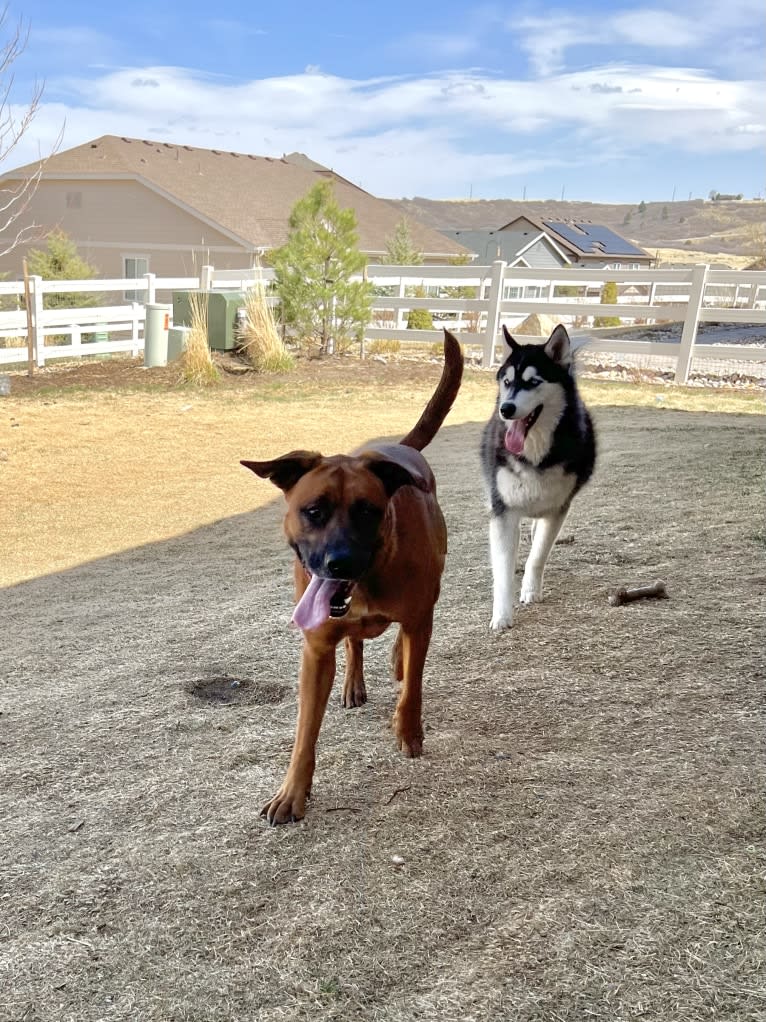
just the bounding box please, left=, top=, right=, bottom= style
left=609, top=579, right=668, bottom=607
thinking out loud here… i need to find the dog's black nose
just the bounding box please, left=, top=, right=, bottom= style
left=500, top=401, right=516, bottom=419
left=325, top=552, right=357, bottom=579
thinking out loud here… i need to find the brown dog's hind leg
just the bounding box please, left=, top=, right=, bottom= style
left=342, top=638, right=367, bottom=708
left=392, top=616, right=431, bottom=759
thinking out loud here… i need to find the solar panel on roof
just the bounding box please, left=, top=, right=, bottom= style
left=542, top=220, right=645, bottom=257
left=543, top=220, right=593, bottom=252
left=581, top=224, right=645, bottom=256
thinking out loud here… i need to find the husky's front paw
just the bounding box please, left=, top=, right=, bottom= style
left=490, top=610, right=514, bottom=631
left=519, top=585, right=543, bottom=604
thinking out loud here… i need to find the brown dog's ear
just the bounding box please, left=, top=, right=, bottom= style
left=241, top=451, right=322, bottom=493
left=361, top=444, right=434, bottom=496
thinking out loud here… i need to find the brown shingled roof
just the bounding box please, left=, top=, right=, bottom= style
left=7, top=135, right=468, bottom=259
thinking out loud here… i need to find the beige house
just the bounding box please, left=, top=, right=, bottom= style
left=0, top=135, right=468, bottom=279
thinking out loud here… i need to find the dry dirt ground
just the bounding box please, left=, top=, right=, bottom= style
left=1, top=357, right=765, bottom=1022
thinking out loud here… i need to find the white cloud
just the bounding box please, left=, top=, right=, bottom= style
left=3, top=61, right=763, bottom=198
left=611, top=10, right=702, bottom=48
left=513, top=1, right=764, bottom=75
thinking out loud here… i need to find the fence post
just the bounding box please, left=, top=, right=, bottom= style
left=200, top=264, right=214, bottom=291
left=482, top=260, right=506, bottom=367
left=144, top=272, right=156, bottom=304
left=31, top=275, right=45, bottom=367
left=675, top=263, right=708, bottom=384
left=396, top=275, right=406, bottom=330
left=71, top=325, right=82, bottom=356
left=131, top=302, right=141, bottom=355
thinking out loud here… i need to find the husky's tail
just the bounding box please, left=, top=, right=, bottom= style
left=399, top=330, right=464, bottom=452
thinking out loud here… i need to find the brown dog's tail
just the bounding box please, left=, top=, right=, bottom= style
left=399, top=329, right=464, bottom=451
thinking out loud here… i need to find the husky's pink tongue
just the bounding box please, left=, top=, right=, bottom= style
left=504, top=419, right=527, bottom=456
left=292, top=575, right=338, bottom=631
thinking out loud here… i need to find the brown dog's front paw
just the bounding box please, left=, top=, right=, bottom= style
left=393, top=714, right=423, bottom=758
left=399, top=735, right=423, bottom=758
left=260, top=787, right=308, bottom=826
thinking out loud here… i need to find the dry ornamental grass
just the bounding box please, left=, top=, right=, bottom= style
left=179, top=291, right=221, bottom=386
left=1, top=357, right=764, bottom=1021
left=238, top=272, right=294, bottom=373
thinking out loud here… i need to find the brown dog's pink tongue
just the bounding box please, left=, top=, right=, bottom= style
left=504, top=420, right=526, bottom=455
left=292, top=575, right=335, bottom=631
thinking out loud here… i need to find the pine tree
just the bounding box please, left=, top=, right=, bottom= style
left=26, top=230, right=99, bottom=309
left=271, top=181, right=371, bottom=355
left=384, top=218, right=423, bottom=265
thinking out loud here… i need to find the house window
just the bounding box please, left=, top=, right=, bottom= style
left=66, top=191, right=82, bottom=209
left=123, top=255, right=149, bottom=300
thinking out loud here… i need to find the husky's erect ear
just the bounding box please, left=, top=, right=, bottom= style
left=241, top=451, right=322, bottom=493
left=544, top=325, right=572, bottom=367
left=502, top=324, right=520, bottom=351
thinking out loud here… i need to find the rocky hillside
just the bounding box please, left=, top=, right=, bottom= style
left=393, top=197, right=765, bottom=261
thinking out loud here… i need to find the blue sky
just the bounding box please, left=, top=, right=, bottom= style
left=5, top=0, right=765, bottom=202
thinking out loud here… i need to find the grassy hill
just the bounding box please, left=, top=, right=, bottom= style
left=393, top=197, right=765, bottom=264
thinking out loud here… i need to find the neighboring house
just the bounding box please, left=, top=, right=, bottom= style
left=0, top=135, right=468, bottom=280
left=441, top=215, right=653, bottom=269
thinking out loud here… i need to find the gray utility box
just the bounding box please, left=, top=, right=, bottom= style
left=172, top=290, right=246, bottom=351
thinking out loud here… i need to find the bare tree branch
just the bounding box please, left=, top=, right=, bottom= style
left=0, top=6, right=63, bottom=259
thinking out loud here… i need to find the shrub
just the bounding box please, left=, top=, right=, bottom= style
left=366, top=339, right=401, bottom=356
left=26, top=230, right=100, bottom=309
left=406, top=285, right=434, bottom=330
left=593, top=281, right=621, bottom=328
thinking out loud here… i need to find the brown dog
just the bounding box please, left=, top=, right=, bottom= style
left=241, top=331, right=463, bottom=824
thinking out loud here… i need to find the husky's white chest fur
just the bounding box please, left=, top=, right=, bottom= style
left=494, top=461, right=578, bottom=518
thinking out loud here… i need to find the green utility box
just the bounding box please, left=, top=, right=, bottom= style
left=172, top=290, right=247, bottom=351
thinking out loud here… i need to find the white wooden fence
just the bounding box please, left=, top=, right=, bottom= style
left=1, top=262, right=765, bottom=384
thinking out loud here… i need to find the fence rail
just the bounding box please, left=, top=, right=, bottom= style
left=1, top=263, right=764, bottom=383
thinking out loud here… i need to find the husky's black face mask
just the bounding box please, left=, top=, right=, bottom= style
left=496, top=324, right=573, bottom=459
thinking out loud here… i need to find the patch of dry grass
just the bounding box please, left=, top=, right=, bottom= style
left=238, top=271, right=295, bottom=373
left=179, top=291, right=220, bottom=386
left=652, top=246, right=752, bottom=268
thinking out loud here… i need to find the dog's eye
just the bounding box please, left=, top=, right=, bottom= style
left=352, top=500, right=382, bottom=522
left=302, top=504, right=328, bottom=526
left=527, top=378, right=542, bottom=388
left=502, top=376, right=512, bottom=388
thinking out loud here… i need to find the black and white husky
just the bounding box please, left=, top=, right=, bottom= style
left=481, top=324, right=596, bottom=631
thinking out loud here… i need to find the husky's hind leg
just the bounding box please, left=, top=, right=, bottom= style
left=520, top=508, right=568, bottom=604
left=489, top=510, right=521, bottom=630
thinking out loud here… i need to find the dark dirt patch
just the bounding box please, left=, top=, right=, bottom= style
left=185, top=676, right=290, bottom=706
left=3, top=350, right=450, bottom=396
